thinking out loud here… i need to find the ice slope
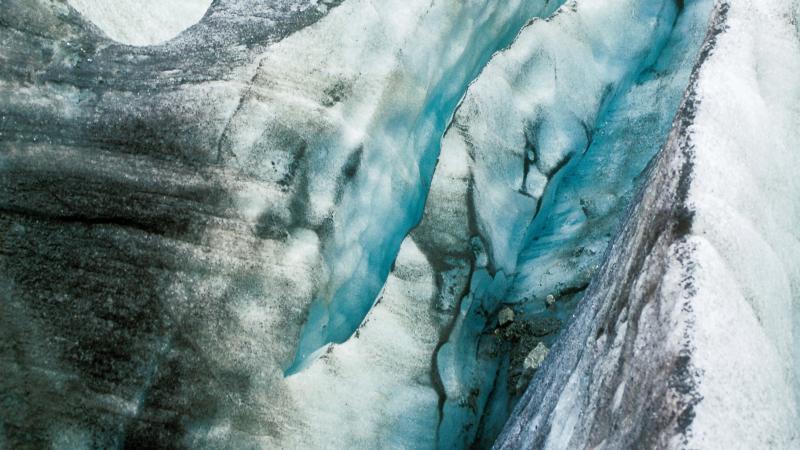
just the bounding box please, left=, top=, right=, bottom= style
left=682, top=0, right=800, bottom=446
left=510, top=0, right=717, bottom=314
left=284, top=0, right=564, bottom=373
left=495, top=0, right=800, bottom=447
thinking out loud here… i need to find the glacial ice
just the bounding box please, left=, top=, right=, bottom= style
left=283, top=0, right=565, bottom=375
left=680, top=0, right=800, bottom=445
left=66, top=0, right=212, bottom=45
left=2, top=0, right=799, bottom=448
left=429, top=0, right=703, bottom=445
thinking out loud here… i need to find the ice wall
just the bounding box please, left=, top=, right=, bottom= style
left=495, top=0, right=800, bottom=447
left=284, top=0, right=564, bottom=373
left=682, top=0, right=800, bottom=445
left=425, top=0, right=720, bottom=446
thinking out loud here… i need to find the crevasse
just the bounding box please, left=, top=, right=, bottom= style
left=287, top=1, right=716, bottom=448
left=496, top=0, right=800, bottom=447
left=429, top=1, right=690, bottom=447
left=287, top=0, right=565, bottom=374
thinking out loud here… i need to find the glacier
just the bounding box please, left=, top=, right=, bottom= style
left=1, top=0, right=799, bottom=449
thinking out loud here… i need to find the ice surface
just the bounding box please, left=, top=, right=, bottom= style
left=4, top=0, right=799, bottom=448
left=67, top=0, right=212, bottom=45
left=283, top=239, right=442, bottom=448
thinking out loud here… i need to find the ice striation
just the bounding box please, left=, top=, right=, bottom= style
left=1, top=0, right=799, bottom=449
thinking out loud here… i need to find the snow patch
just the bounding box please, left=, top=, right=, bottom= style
left=67, top=0, right=211, bottom=46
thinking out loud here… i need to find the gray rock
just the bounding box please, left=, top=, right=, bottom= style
left=523, top=342, right=549, bottom=371
left=498, top=307, right=515, bottom=327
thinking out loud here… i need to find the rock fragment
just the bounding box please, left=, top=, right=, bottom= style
left=498, top=307, right=515, bottom=327
left=523, top=342, right=549, bottom=371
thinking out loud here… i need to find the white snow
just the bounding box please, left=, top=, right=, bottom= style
left=67, top=0, right=211, bottom=46
left=683, top=0, right=800, bottom=446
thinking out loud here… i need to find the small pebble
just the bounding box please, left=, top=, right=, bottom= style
left=523, top=342, right=549, bottom=371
